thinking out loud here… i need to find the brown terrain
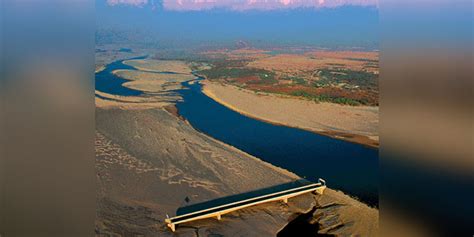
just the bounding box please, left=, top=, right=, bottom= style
left=196, top=48, right=379, bottom=147
left=95, top=55, right=378, bottom=236
left=199, top=49, right=379, bottom=105
left=202, top=81, right=379, bottom=147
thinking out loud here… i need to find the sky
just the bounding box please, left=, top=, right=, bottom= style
left=105, top=0, right=378, bottom=11
left=96, top=0, right=379, bottom=48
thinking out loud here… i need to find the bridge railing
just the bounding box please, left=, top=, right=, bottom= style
left=165, top=178, right=326, bottom=232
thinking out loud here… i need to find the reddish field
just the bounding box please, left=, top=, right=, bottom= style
left=199, top=48, right=379, bottom=106
left=304, top=50, right=379, bottom=60
left=247, top=53, right=377, bottom=73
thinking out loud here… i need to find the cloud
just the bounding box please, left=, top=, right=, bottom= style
left=107, top=0, right=378, bottom=10
left=107, top=0, right=149, bottom=7
left=163, top=0, right=377, bottom=11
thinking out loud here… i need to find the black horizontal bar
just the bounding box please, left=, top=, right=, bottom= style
left=171, top=184, right=320, bottom=223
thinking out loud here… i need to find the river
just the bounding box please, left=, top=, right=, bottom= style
left=96, top=58, right=379, bottom=207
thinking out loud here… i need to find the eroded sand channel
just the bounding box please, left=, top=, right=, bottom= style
left=95, top=58, right=378, bottom=236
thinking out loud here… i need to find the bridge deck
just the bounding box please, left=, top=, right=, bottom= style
left=165, top=178, right=326, bottom=232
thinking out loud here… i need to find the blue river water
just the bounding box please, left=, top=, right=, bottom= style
left=96, top=58, right=379, bottom=207
left=176, top=80, right=378, bottom=207
left=95, top=56, right=146, bottom=96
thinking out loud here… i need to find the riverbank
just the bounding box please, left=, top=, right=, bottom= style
left=201, top=80, right=379, bottom=148
left=96, top=103, right=379, bottom=236
left=95, top=58, right=379, bottom=236
left=95, top=103, right=313, bottom=236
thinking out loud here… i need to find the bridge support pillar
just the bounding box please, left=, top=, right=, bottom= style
left=315, top=186, right=326, bottom=195
left=168, top=223, right=176, bottom=232
left=216, top=214, right=222, bottom=221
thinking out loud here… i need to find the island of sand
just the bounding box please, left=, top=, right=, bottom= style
left=95, top=57, right=378, bottom=236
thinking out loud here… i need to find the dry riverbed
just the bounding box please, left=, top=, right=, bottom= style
left=202, top=80, right=379, bottom=148
left=113, top=69, right=195, bottom=93
left=95, top=59, right=379, bottom=236
left=124, top=59, right=192, bottom=74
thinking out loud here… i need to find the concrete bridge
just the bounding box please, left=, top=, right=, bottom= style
left=165, top=178, right=326, bottom=232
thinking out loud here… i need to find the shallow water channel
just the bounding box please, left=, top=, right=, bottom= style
left=96, top=58, right=379, bottom=207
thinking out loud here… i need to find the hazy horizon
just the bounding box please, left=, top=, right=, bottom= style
left=97, top=0, right=379, bottom=49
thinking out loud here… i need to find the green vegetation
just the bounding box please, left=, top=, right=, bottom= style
left=315, top=69, right=377, bottom=89
left=346, top=58, right=378, bottom=63
left=283, top=76, right=306, bottom=85
left=363, top=63, right=379, bottom=69
left=198, top=66, right=277, bottom=84
left=290, top=90, right=364, bottom=106
left=257, top=72, right=278, bottom=84
left=199, top=67, right=266, bottom=79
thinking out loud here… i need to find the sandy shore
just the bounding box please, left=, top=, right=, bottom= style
left=96, top=106, right=378, bottom=236
left=202, top=80, right=379, bottom=148
left=95, top=59, right=379, bottom=236
left=124, top=59, right=192, bottom=74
